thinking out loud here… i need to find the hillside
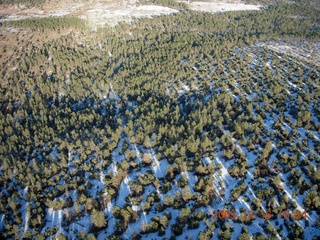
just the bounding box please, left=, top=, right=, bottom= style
left=0, top=0, right=263, bottom=28
left=0, top=1, right=320, bottom=240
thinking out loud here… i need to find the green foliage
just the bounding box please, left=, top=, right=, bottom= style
left=0, top=1, right=319, bottom=239
left=231, top=184, right=247, bottom=201
left=3, top=17, right=86, bottom=31
left=0, top=0, right=45, bottom=6
left=304, top=190, right=320, bottom=210
left=138, top=0, right=188, bottom=10
left=91, top=209, right=107, bottom=229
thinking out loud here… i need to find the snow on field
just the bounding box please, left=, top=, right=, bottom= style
left=0, top=1, right=178, bottom=28
left=23, top=202, right=29, bottom=235
left=107, top=199, right=113, bottom=213
left=189, top=1, right=261, bottom=13
left=0, top=214, right=4, bottom=231
left=215, top=156, right=230, bottom=181
left=132, top=143, right=142, bottom=163
left=311, top=131, right=320, bottom=141
left=20, top=186, right=30, bottom=237
left=150, top=147, right=165, bottom=178
left=203, top=156, right=212, bottom=165
left=43, top=208, right=63, bottom=234
left=68, top=215, right=91, bottom=237
left=237, top=195, right=251, bottom=210
left=111, top=162, right=118, bottom=176
left=82, top=4, right=178, bottom=28
left=178, top=83, right=190, bottom=95
left=100, top=170, right=104, bottom=186
left=279, top=179, right=307, bottom=217
left=263, top=41, right=320, bottom=67
left=0, top=2, right=85, bottom=21
left=1, top=22, right=318, bottom=239
left=0, top=0, right=262, bottom=28
left=116, top=175, right=131, bottom=208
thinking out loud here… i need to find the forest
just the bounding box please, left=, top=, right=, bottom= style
left=0, top=0, right=45, bottom=6
left=0, top=0, right=320, bottom=239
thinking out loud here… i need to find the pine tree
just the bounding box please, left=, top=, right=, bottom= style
left=91, top=209, right=107, bottom=229
left=182, top=186, right=192, bottom=202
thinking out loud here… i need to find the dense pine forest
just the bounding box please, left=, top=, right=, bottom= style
left=0, top=0, right=45, bottom=6
left=0, top=0, right=320, bottom=239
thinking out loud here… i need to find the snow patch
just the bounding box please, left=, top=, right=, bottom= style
left=189, top=2, right=261, bottom=13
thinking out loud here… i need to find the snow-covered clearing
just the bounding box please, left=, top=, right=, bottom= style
left=263, top=41, right=320, bottom=67
left=0, top=0, right=262, bottom=28
left=79, top=3, right=178, bottom=28
left=0, top=0, right=178, bottom=28
left=188, top=1, right=261, bottom=13
left=43, top=208, right=63, bottom=234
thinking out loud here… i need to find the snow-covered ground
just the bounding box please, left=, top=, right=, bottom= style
left=79, top=3, right=179, bottom=28
left=0, top=0, right=178, bottom=28
left=188, top=1, right=261, bottom=13
left=262, top=41, right=320, bottom=67
left=1, top=7, right=319, bottom=238
left=0, top=0, right=262, bottom=28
